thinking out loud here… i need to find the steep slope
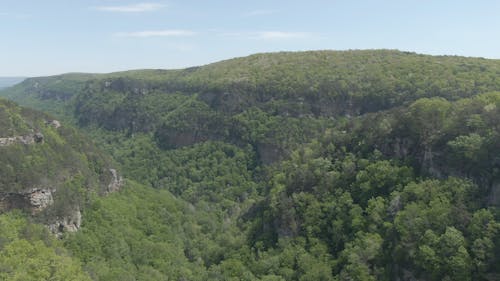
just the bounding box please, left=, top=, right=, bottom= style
left=0, top=100, right=230, bottom=280
left=246, top=92, right=500, bottom=280
left=0, top=98, right=122, bottom=235
left=0, top=212, right=91, bottom=280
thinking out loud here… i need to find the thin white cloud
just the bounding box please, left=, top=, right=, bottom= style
left=114, top=29, right=196, bottom=38
left=244, top=10, right=274, bottom=17
left=95, top=3, right=166, bottom=13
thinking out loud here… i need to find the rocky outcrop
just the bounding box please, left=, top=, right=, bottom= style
left=0, top=132, right=44, bottom=146
left=45, top=119, right=61, bottom=129
left=45, top=168, right=123, bottom=237
left=0, top=187, right=82, bottom=237
left=0, top=99, right=123, bottom=240
left=25, top=188, right=54, bottom=213
left=107, top=168, right=124, bottom=193
left=48, top=207, right=82, bottom=238
left=0, top=187, right=54, bottom=214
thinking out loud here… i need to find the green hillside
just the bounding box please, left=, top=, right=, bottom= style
left=0, top=98, right=122, bottom=229
left=1, top=50, right=500, bottom=280
left=6, top=50, right=500, bottom=117
left=0, top=98, right=122, bottom=280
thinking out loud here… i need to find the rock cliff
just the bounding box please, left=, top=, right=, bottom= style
left=0, top=98, right=121, bottom=236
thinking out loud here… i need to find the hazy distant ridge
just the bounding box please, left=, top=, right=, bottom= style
left=0, top=77, right=26, bottom=89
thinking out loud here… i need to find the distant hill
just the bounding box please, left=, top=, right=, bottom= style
left=0, top=77, right=25, bottom=89
left=4, top=50, right=500, bottom=118
left=2, top=50, right=500, bottom=159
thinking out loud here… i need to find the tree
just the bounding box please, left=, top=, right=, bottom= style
left=0, top=239, right=90, bottom=281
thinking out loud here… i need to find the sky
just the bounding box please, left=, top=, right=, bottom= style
left=1, top=0, right=500, bottom=76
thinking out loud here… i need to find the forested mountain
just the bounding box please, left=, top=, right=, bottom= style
left=1, top=50, right=500, bottom=280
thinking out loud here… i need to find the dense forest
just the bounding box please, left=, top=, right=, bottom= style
left=1, top=50, right=500, bottom=280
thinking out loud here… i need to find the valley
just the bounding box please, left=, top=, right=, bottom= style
left=1, top=50, right=500, bottom=280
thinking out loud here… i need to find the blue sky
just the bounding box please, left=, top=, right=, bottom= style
left=1, top=0, right=500, bottom=76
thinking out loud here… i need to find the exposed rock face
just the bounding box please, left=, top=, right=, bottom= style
left=107, top=168, right=124, bottom=193
left=0, top=136, right=20, bottom=146
left=48, top=207, right=82, bottom=238
left=46, top=168, right=123, bottom=237
left=45, top=119, right=61, bottom=129
left=25, top=188, right=54, bottom=213
left=0, top=133, right=44, bottom=146
left=1, top=169, right=123, bottom=237
left=0, top=188, right=55, bottom=214
left=0, top=186, right=81, bottom=237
